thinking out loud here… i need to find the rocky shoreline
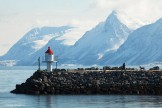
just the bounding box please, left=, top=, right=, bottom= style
left=11, top=69, right=162, bottom=95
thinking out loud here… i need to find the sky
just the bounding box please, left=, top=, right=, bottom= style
left=0, top=0, right=162, bottom=56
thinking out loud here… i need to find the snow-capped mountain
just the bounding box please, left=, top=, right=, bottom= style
left=0, top=26, right=71, bottom=63
left=102, top=18, right=162, bottom=65
left=0, top=10, right=147, bottom=66
left=62, top=11, right=132, bottom=65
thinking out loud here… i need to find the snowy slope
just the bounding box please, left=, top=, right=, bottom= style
left=62, top=11, right=132, bottom=65
left=0, top=26, right=71, bottom=62
left=17, top=37, right=71, bottom=65
left=102, top=18, right=162, bottom=65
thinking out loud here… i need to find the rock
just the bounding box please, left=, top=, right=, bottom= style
left=11, top=69, right=162, bottom=95
left=43, top=76, right=48, bottom=82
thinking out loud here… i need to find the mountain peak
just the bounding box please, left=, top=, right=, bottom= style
left=106, top=11, right=118, bottom=22
left=104, top=11, right=122, bottom=28
left=111, top=10, right=117, bottom=15
left=105, top=10, right=144, bottom=30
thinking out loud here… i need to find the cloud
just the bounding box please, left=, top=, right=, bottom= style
left=91, top=0, right=162, bottom=23
left=1, top=43, right=10, bottom=47
left=1, top=0, right=162, bottom=56
left=57, top=19, right=98, bottom=45
left=34, top=19, right=50, bottom=27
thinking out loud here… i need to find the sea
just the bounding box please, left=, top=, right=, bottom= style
left=1, top=66, right=162, bottom=108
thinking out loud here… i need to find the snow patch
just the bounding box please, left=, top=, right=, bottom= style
left=98, top=53, right=104, bottom=60
left=0, top=60, right=17, bottom=66
left=32, top=34, right=58, bottom=50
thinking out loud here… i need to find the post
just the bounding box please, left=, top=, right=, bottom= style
left=56, top=61, right=58, bottom=69
left=38, top=57, right=41, bottom=71
left=123, top=63, right=125, bottom=70
left=55, top=56, right=59, bottom=70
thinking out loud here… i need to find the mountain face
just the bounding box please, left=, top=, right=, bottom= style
left=0, top=26, right=71, bottom=62
left=62, top=11, right=132, bottom=65
left=102, top=18, right=162, bottom=65
left=17, top=37, right=71, bottom=65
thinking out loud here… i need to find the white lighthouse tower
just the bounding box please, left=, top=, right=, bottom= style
left=44, top=47, right=54, bottom=72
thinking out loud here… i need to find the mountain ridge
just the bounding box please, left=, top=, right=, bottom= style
left=61, top=11, right=132, bottom=65
left=101, top=18, right=162, bottom=65
left=0, top=26, right=71, bottom=62
left=2, top=11, right=159, bottom=66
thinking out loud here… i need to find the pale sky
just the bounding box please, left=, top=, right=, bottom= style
left=0, top=0, right=162, bottom=56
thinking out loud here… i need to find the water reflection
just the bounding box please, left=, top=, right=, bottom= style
left=33, top=95, right=162, bottom=108
left=36, top=95, right=52, bottom=108
left=46, top=96, right=52, bottom=108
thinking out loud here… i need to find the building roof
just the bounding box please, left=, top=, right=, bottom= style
left=45, top=47, right=54, bottom=54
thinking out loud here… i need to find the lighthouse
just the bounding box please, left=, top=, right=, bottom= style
left=44, top=47, right=54, bottom=72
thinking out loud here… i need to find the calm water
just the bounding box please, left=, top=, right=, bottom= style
left=1, top=66, right=162, bottom=108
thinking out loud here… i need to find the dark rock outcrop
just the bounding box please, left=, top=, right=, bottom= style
left=11, top=69, right=162, bottom=95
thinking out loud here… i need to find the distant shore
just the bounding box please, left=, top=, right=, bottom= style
left=10, top=67, right=162, bottom=95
